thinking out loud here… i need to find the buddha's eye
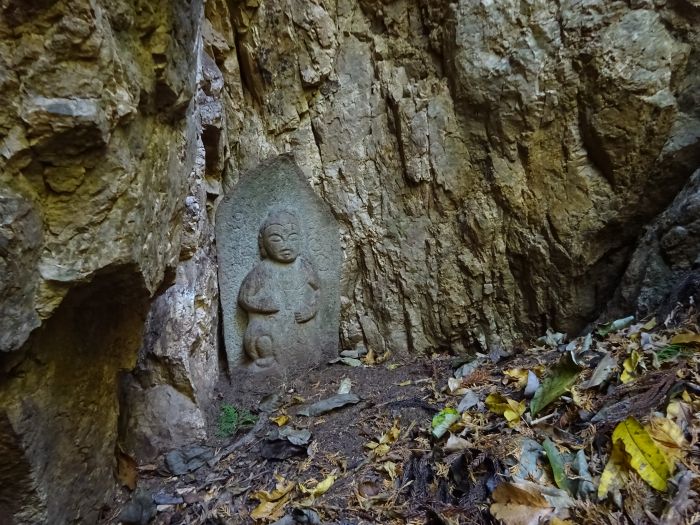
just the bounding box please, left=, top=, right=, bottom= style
left=268, top=234, right=282, bottom=242
left=288, top=233, right=299, bottom=241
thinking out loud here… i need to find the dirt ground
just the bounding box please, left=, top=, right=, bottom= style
left=102, top=306, right=700, bottom=525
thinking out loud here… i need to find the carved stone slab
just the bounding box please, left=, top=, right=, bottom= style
left=216, top=155, right=341, bottom=372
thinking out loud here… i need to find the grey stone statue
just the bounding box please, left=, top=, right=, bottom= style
left=215, top=154, right=340, bottom=373
left=238, top=210, right=320, bottom=369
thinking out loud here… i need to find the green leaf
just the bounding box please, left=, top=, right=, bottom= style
left=431, top=407, right=460, bottom=438
left=530, top=354, right=580, bottom=416
left=217, top=404, right=257, bottom=437
left=542, top=439, right=574, bottom=495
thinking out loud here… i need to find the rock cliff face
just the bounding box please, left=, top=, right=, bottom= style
left=0, top=0, right=698, bottom=522
left=0, top=0, right=210, bottom=522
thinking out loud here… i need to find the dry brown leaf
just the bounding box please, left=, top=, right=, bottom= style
left=116, top=448, right=138, bottom=490
left=490, top=482, right=552, bottom=525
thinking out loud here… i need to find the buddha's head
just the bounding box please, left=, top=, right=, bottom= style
left=258, top=210, right=301, bottom=263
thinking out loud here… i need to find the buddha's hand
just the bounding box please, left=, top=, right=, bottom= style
left=294, top=309, right=316, bottom=323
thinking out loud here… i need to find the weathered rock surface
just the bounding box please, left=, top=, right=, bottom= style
left=0, top=0, right=208, bottom=522
left=0, top=0, right=699, bottom=522
left=608, top=168, right=700, bottom=317
left=215, top=0, right=700, bottom=353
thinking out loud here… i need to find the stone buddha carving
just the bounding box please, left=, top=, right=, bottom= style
left=237, top=210, right=320, bottom=369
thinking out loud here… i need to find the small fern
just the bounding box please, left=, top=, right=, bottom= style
left=217, top=404, right=257, bottom=437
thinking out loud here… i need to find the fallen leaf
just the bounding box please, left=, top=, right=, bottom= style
left=444, top=434, right=470, bottom=453
left=597, top=441, right=628, bottom=500
left=505, top=368, right=529, bottom=389
left=573, top=449, right=595, bottom=499
left=448, top=377, right=466, bottom=394
left=366, top=420, right=400, bottom=458
left=613, top=416, right=672, bottom=491
left=490, top=482, right=552, bottom=525
left=299, top=472, right=336, bottom=498
left=250, top=478, right=295, bottom=521
left=270, top=414, right=289, bottom=426
left=523, top=371, right=540, bottom=398
left=382, top=461, right=398, bottom=480
left=646, top=416, right=685, bottom=469
left=457, top=390, right=480, bottom=412
left=116, top=448, right=138, bottom=491
left=486, top=392, right=526, bottom=427
left=530, top=354, right=580, bottom=416
left=642, top=318, right=657, bottom=331
left=490, top=479, right=572, bottom=525
left=667, top=399, right=693, bottom=433
left=620, top=349, right=641, bottom=384
left=538, top=329, right=567, bottom=348
left=581, top=353, right=617, bottom=389
left=330, top=357, right=363, bottom=367
left=542, top=439, right=574, bottom=495
left=597, top=315, right=635, bottom=336
left=670, top=332, right=700, bottom=345
left=660, top=471, right=697, bottom=524
left=432, top=407, right=460, bottom=438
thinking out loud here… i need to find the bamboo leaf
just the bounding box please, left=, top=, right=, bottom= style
left=542, top=439, right=574, bottom=495
left=530, top=355, right=580, bottom=416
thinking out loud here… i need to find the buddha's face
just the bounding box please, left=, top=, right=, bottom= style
left=262, top=222, right=300, bottom=263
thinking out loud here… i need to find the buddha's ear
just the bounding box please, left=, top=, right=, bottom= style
left=258, top=232, right=267, bottom=258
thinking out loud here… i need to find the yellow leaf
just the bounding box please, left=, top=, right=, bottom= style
left=485, top=392, right=511, bottom=415
left=666, top=399, right=693, bottom=431
left=372, top=443, right=390, bottom=457
left=504, top=368, right=529, bottom=389
left=620, top=350, right=641, bottom=384
left=646, top=417, right=685, bottom=470
left=382, top=461, right=398, bottom=480
left=270, top=414, right=289, bottom=426
left=250, top=479, right=295, bottom=521
left=363, top=348, right=376, bottom=365
left=598, top=441, right=628, bottom=500
left=613, top=416, right=672, bottom=491
left=299, top=473, right=335, bottom=497
left=487, top=393, right=524, bottom=427
left=396, top=380, right=411, bottom=386
left=670, top=332, right=700, bottom=345
left=503, top=399, right=526, bottom=428
left=642, top=318, right=657, bottom=331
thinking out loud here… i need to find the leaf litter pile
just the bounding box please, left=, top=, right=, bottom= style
left=108, top=305, right=700, bottom=525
